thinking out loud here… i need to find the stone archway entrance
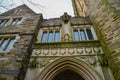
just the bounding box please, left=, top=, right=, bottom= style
left=36, top=57, right=103, bottom=80
left=53, top=69, right=85, bottom=80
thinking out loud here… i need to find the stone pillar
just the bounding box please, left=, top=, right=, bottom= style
left=61, top=12, right=73, bottom=42
left=72, top=0, right=87, bottom=17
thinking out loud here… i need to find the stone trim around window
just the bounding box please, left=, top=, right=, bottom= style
left=0, top=17, right=23, bottom=27
left=36, top=27, right=61, bottom=43
left=72, top=26, right=98, bottom=41
left=0, top=19, right=9, bottom=26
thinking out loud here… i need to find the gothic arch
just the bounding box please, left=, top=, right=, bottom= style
left=36, top=57, right=103, bottom=80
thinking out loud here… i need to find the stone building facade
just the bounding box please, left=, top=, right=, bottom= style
left=0, top=0, right=119, bottom=80
left=0, top=5, right=42, bottom=80
left=72, top=0, right=120, bottom=80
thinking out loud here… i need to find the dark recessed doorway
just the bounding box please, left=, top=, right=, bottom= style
left=53, top=70, right=85, bottom=80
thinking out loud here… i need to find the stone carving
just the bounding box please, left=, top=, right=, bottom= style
left=61, top=12, right=71, bottom=23
left=68, top=48, right=74, bottom=54
left=51, top=49, right=57, bottom=55
left=60, top=49, right=66, bottom=55
left=94, top=47, right=101, bottom=53
left=35, top=50, right=41, bottom=55
left=43, top=49, right=49, bottom=55
left=77, top=48, right=83, bottom=54
left=33, top=46, right=103, bottom=56
left=64, top=34, right=70, bottom=42
left=39, top=58, right=50, bottom=68
left=85, top=48, right=92, bottom=53
left=88, top=57, right=96, bottom=65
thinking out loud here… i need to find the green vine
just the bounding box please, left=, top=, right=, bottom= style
left=99, top=55, right=108, bottom=66
left=29, top=58, right=39, bottom=69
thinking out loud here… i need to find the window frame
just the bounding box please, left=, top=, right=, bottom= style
left=41, top=29, right=60, bottom=43
left=0, top=19, right=9, bottom=26
left=10, top=17, right=22, bottom=25
left=0, top=36, right=16, bottom=52
left=73, top=26, right=95, bottom=41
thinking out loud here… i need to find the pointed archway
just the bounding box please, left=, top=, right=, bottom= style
left=36, top=57, right=103, bottom=80
left=53, top=69, right=85, bottom=80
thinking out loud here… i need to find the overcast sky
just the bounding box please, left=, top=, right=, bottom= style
left=31, top=0, right=74, bottom=19
left=1, top=0, right=74, bottom=19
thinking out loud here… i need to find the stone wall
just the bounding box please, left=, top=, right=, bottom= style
left=0, top=5, right=42, bottom=80
left=85, top=0, right=120, bottom=79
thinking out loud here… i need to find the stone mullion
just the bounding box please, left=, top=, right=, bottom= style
left=3, top=38, right=10, bottom=51
left=46, top=31, right=49, bottom=42
left=78, top=28, right=81, bottom=41
left=84, top=28, right=89, bottom=40
left=53, top=30, right=55, bottom=42
left=0, top=38, right=4, bottom=45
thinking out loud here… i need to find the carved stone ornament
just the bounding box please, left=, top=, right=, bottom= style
left=85, top=48, right=92, bottom=53
left=64, top=34, right=70, bottom=42
left=43, top=49, right=49, bottom=55
left=88, top=57, right=96, bottom=65
left=35, top=50, right=41, bottom=55
left=62, top=12, right=71, bottom=23
left=68, top=48, right=74, bottom=54
left=39, top=58, right=50, bottom=68
left=77, top=48, right=83, bottom=54
left=51, top=49, right=57, bottom=55
left=60, top=49, right=66, bottom=55
left=94, top=47, right=101, bottom=53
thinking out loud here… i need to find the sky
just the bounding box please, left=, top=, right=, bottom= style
left=1, top=0, right=74, bottom=19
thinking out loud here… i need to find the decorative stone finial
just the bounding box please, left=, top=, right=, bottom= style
left=61, top=12, right=71, bottom=23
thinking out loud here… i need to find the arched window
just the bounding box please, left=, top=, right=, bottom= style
left=73, top=30, right=79, bottom=41
left=80, top=29, right=87, bottom=40
left=41, top=31, right=47, bottom=42
left=48, top=31, right=53, bottom=42
left=55, top=31, right=60, bottom=42
left=86, top=29, right=94, bottom=40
